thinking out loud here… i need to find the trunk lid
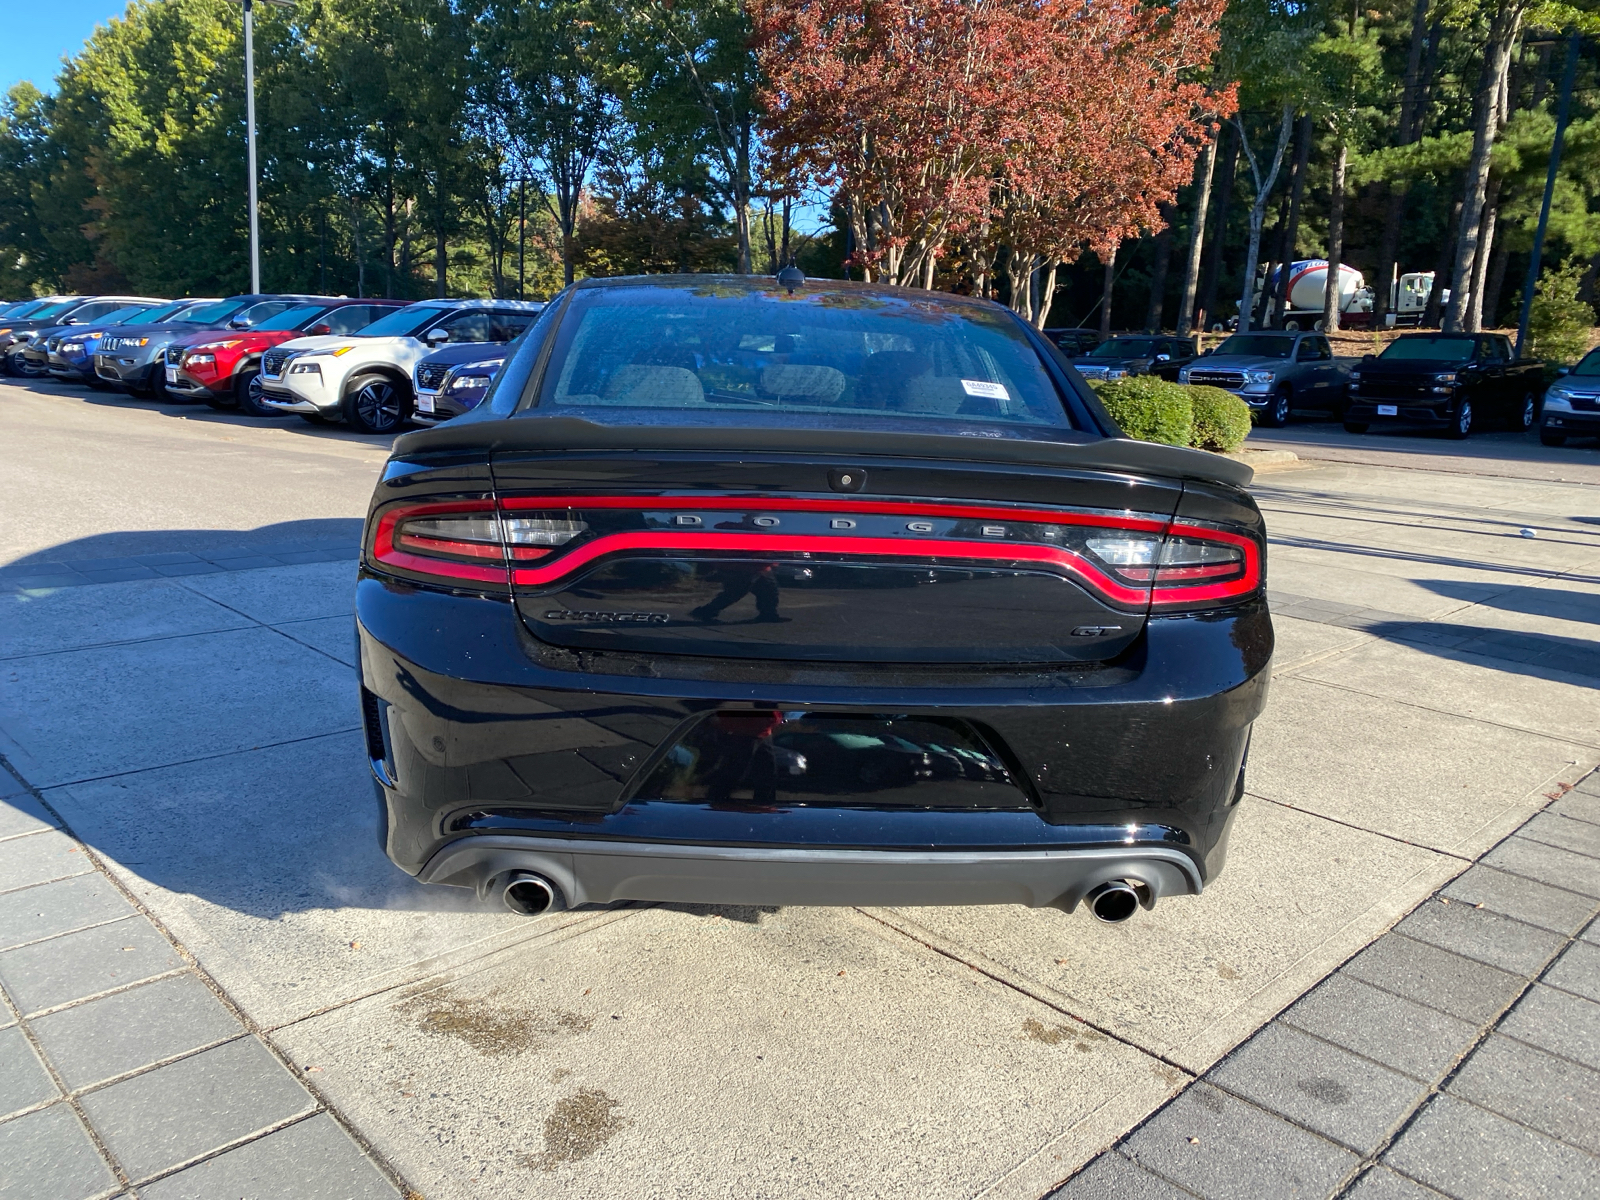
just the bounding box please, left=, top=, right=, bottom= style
left=492, top=451, right=1184, bottom=665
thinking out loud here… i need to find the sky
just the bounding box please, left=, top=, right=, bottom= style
left=3, top=0, right=123, bottom=95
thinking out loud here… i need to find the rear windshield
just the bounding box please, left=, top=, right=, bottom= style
left=534, top=283, right=1071, bottom=428
left=123, top=302, right=187, bottom=324
left=1379, top=336, right=1476, bottom=364
left=1213, top=335, right=1293, bottom=358
left=29, top=300, right=82, bottom=321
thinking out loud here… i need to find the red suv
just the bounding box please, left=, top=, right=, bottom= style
left=164, top=298, right=406, bottom=416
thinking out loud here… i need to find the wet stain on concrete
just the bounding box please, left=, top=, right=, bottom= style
left=1297, top=1076, right=1351, bottom=1104
left=396, top=987, right=593, bottom=1056
left=1022, top=1017, right=1104, bottom=1052
left=524, top=1088, right=628, bottom=1171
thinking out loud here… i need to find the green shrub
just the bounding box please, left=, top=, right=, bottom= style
left=1524, top=264, right=1595, bottom=366
left=1185, top=385, right=1252, bottom=452
left=1090, top=377, right=1194, bottom=447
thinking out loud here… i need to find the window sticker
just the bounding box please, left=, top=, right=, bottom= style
left=961, top=379, right=1010, bottom=400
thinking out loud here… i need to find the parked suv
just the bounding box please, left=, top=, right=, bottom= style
left=1540, top=346, right=1600, bottom=446
left=411, top=309, right=541, bottom=426
left=46, top=300, right=207, bottom=384
left=260, top=299, right=546, bottom=433
left=1073, top=335, right=1196, bottom=382
left=1344, top=333, right=1545, bottom=439
left=3, top=297, right=165, bottom=375
left=23, top=299, right=170, bottom=377
left=164, top=298, right=406, bottom=415
left=93, top=296, right=312, bottom=397
left=1178, top=331, right=1349, bottom=426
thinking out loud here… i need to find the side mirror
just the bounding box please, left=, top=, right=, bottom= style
left=1156, top=353, right=1171, bottom=362
left=307, top=323, right=332, bottom=336
left=1361, top=353, right=1375, bottom=364
left=1556, top=366, right=1570, bottom=376
left=424, top=327, right=449, bottom=344
left=1200, top=348, right=1212, bottom=357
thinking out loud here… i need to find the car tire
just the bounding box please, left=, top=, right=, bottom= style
left=1540, top=428, right=1567, bottom=447
left=1343, top=421, right=1369, bottom=434
left=1447, top=400, right=1474, bottom=440
left=343, top=373, right=411, bottom=434
left=203, top=390, right=235, bottom=410
left=1262, top=388, right=1292, bottom=428
left=1514, top=391, right=1537, bottom=432
left=234, top=369, right=272, bottom=417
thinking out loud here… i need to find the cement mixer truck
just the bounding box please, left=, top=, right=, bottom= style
left=1245, top=261, right=1373, bottom=330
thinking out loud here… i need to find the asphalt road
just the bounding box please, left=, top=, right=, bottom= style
left=2, top=374, right=1598, bottom=1199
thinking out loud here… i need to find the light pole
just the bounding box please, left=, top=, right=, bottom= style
left=241, top=0, right=295, bottom=293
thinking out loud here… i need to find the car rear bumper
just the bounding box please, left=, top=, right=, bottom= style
left=419, top=832, right=1205, bottom=912
left=358, top=573, right=1271, bottom=908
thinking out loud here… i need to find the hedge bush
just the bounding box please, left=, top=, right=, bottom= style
left=1187, top=385, right=1252, bottom=453
left=1089, top=377, right=1253, bottom=453
left=1090, top=376, right=1194, bottom=447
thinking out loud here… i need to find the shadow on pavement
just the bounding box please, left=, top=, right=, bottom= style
left=1418, top=578, right=1600, bottom=627
left=1, top=518, right=364, bottom=573
left=3, top=373, right=401, bottom=447
left=1378, top=620, right=1600, bottom=682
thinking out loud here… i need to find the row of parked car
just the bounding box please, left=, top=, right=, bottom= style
left=1045, top=324, right=1590, bottom=443
left=0, top=292, right=542, bottom=433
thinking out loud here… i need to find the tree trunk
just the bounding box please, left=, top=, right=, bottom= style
left=1099, top=245, right=1117, bottom=339
left=1467, top=182, right=1499, bottom=331
left=1144, top=204, right=1175, bottom=332
left=1272, top=114, right=1314, bottom=326
left=1425, top=191, right=1462, bottom=327
left=1483, top=238, right=1513, bottom=327
left=1323, top=139, right=1348, bottom=332
left=1033, top=259, right=1060, bottom=330
left=1176, top=135, right=1219, bottom=334
left=1373, top=0, right=1433, bottom=327
left=1199, top=126, right=1240, bottom=330
left=1236, top=107, right=1295, bottom=334
left=1445, top=2, right=1521, bottom=331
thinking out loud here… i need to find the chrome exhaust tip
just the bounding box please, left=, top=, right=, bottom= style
left=1085, top=880, right=1142, bottom=924
left=501, top=872, right=558, bottom=916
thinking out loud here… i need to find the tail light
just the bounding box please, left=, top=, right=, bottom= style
left=367, top=499, right=588, bottom=586
left=1085, top=523, right=1260, bottom=608
left=368, top=495, right=1260, bottom=611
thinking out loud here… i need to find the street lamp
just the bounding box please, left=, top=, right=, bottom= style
left=241, top=0, right=296, bottom=293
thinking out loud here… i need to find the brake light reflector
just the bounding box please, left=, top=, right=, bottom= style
left=369, top=502, right=590, bottom=584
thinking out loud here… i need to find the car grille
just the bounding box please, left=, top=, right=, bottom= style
left=416, top=362, right=451, bottom=392
left=1075, top=365, right=1109, bottom=380
left=165, top=346, right=185, bottom=366
left=103, top=336, right=137, bottom=352
left=1569, top=394, right=1600, bottom=412
left=1356, top=373, right=1435, bottom=399
left=1188, top=369, right=1246, bottom=389
left=47, top=336, right=62, bottom=352
left=261, top=348, right=292, bottom=378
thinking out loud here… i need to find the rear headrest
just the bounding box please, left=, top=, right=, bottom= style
left=599, top=364, right=704, bottom=406
left=759, top=365, right=846, bottom=401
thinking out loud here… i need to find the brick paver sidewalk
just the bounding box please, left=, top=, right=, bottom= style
left=1050, top=775, right=1600, bottom=1200
left=0, top=763, right=401, bottom=1200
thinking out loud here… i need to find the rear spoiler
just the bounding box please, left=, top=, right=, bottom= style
left=392, top=417, right=1253, bottom=488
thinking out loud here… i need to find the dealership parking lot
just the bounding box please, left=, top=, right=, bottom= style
left=2, top=377, right=1598, bottom=1199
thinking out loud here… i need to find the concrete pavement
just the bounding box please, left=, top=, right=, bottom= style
left=2, top=379, right=1598, bottom=1198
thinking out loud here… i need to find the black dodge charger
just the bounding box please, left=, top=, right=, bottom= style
left=358, top=275, right=1272, bottom=924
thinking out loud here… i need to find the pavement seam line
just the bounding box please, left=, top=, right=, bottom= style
left=17, top=966, right=193, bottom=1021
left=0, top=621, right=260, bottom=663
left=1284, top=671, right=1600, bottom=748
left=1244, top=791, right=1476, bottom=860
left=122, top=1105, right=323, bottom=1191
left=0, top=749, right=421, bottom=1200
left=852, top=905, right=1200, bottom=1078
left=57, top=1030, right=254, bottom=1102
left=32, top=725, right=365, bottom=790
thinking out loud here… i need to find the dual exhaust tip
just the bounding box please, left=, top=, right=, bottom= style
left=1085, top=880, right=1146, bottom=924
left=498, top=872, right=1148, bottom=922
left=500, top=872, right=559, bottom=916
